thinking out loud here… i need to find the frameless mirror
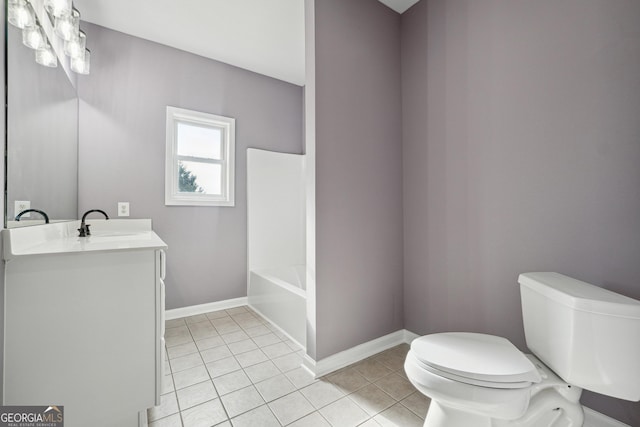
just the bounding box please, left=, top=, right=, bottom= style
left=5, top=22, right=79, bottom=228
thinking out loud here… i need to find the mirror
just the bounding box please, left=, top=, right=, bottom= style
left=5, top=22, right=79, bottom=228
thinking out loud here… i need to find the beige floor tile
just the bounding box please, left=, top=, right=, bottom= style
left=373, top=373, right=415, bottom=401
left=170, top=352, right=204, bottom=373
left=185, top=314, right=209, bottom=324
left=235, top=349, right=269, bottom=368
left=230, top=404, right=280, bottom=427
left=255, top=373, right=297, bottom=402
left=228, top=339, right=258, bottom=355
left=244, top=360, right=282, bottom=384
left=226, top=306, right=248, bottom=315
left=400, top=392, right=430, bottom=419
left=327, top=367, right=370, bottom=393
left=173, top=365, right=210, bottom=390
left=161, top=374, right=175, bottom=395
left=165, top=318, right=186, bottom=329
left=221, top=330, right=250, bottom=344
left=205, top=310, right=231, bottom=320
left=216, top=322, right=243, bottom=335
left=213, top=370, right=252, bottom=395
left=166, top=334, right=194, bottom=348
left=148, top=392, right=179, bottom=422
left=353, top=359, right=393, bottom=382
left=181, top=398, right=228, bottom=427
left=244, top=325, right=272, bottom=338
left=166, top=325, right=191, bottom=338
left=300, top=380, right=346, bottom=409
left=176, top=380, right=218, bottom=410
left=268, top=391, right=315, bottom=425
left=149, top=413, right=182, bottom=427
left=195, top=335, right=226, bottom=351
left=272, top=352, right=303, bottom=373
left=288, top=411, right=331, bottom=427
left=358, top=419, right=382, bottom=427
left=373, top=350, right=406, bottom=372
left=285, top=366, right=317, bottom=389
left=220, top=386, right=265, bottom=418
left=251, top=333, right=281, bottom=348
left=206, top=356, right=241, bottom=378
left=349, top=384, right=395, bottom=416
left=200, top=345, right=233, bottom=363
left=167, top=342, right=199, bottom=360
left=318, top=397, right=369, bottom=427
left=261, top=342, right=293, bottom=359
left=373, top=403, right=423, bottom=427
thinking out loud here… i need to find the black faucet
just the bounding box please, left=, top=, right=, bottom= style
left=78, top=209, right=109, bottom=237
left=15, top=209, right=50, bottom=224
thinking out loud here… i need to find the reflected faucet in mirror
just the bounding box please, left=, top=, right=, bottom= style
left=78, top=209, right=109, bottom=237
left=15, top=209, right=50, bottom=224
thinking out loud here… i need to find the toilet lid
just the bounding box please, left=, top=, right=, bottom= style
left=411, top=333, right=541, bottom=384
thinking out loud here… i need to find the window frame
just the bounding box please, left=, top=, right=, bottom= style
left=165, top=106, right=236, bottom=207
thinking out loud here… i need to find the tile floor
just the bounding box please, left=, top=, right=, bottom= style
left=149, top=305, right=430, bottom=426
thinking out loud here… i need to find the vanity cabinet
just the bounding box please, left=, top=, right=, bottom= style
left=2, top=220, right=167, bottom=427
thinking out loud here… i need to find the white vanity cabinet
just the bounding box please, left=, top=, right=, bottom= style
left=2, top=219, right=167, bottom=427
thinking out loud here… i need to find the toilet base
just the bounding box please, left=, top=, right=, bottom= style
left=423, top=386, right=584, bottom=427
left=423, top=400, right=494, bottom=427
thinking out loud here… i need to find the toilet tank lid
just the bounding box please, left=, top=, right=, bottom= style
left=519, top=272, right=640, bottom=319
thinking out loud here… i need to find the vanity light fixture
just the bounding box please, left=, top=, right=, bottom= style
left=8, top=0, right=90, bottom=74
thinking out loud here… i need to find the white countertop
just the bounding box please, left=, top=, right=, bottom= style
left=3, top=219, right=168, bottom=260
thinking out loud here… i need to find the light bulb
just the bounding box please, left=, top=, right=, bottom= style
left=44, top=0, right=72, bottom=18
left=54, top=8, right=80, bottom=41
left=36, top=44, right=58, bottom=68
left=71, top=49, right=90, bottom=75
left=8, top=0, right=35, bottom=29
left=23, top=24, right=47, bottom=50
left=64, top=30, right=87, bottom=58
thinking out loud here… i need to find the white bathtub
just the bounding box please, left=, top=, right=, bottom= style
left=248, top=265, right=306, bottom=348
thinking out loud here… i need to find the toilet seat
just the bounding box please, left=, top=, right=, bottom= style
left=410, top=332, right=541, bottom=388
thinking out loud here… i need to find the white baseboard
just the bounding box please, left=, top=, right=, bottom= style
left=303, top=329, right=415, bottom=378
left=583, top=407, right=630, bottom=427
left=165, top=297, right=248, bottom=320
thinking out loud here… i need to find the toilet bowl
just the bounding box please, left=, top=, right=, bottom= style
left=405, top=273, right=640, bottom=427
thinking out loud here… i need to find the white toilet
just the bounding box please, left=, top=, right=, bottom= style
left=404, top=272, right=640, bottom=427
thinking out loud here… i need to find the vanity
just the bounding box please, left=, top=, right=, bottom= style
left=2, top=219, right=167, bottom=427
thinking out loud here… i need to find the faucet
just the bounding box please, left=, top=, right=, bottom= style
left=78, top=209, right=109, bottom=237
left=15, top=209, right=50, bottom=224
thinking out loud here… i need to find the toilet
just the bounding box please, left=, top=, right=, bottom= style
left=404, top=272, right=640, bottom=427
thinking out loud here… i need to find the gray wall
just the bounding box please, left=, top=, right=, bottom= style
left=78, top=23, right=303, bottom=309
left=314, top=0, right=404, bottom=359
left=401, top=0, right=640, bottom=424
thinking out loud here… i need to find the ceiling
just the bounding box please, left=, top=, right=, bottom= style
left=73, top=0, right=420, bottom=87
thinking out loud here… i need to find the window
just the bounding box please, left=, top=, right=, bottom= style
left=165, top=106, right=235, bottom=206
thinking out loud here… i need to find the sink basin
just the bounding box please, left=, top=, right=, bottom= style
left=3, top=219, right=167, bottom=259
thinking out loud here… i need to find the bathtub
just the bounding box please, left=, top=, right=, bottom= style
left=248, top=265, right=306, bottom=348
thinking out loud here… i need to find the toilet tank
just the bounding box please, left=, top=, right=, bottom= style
left=519, top=272, right=640, bottom=401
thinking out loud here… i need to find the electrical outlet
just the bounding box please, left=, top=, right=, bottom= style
left=15, top=200, right=30, bottom=217
left=118, top=202, right=130, bottom=217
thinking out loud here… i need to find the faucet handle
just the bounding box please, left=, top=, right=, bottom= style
left=78, top=227, right=87, bottom=237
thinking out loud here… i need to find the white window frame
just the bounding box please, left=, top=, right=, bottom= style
left=165, top=106, right=236, bottom=207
